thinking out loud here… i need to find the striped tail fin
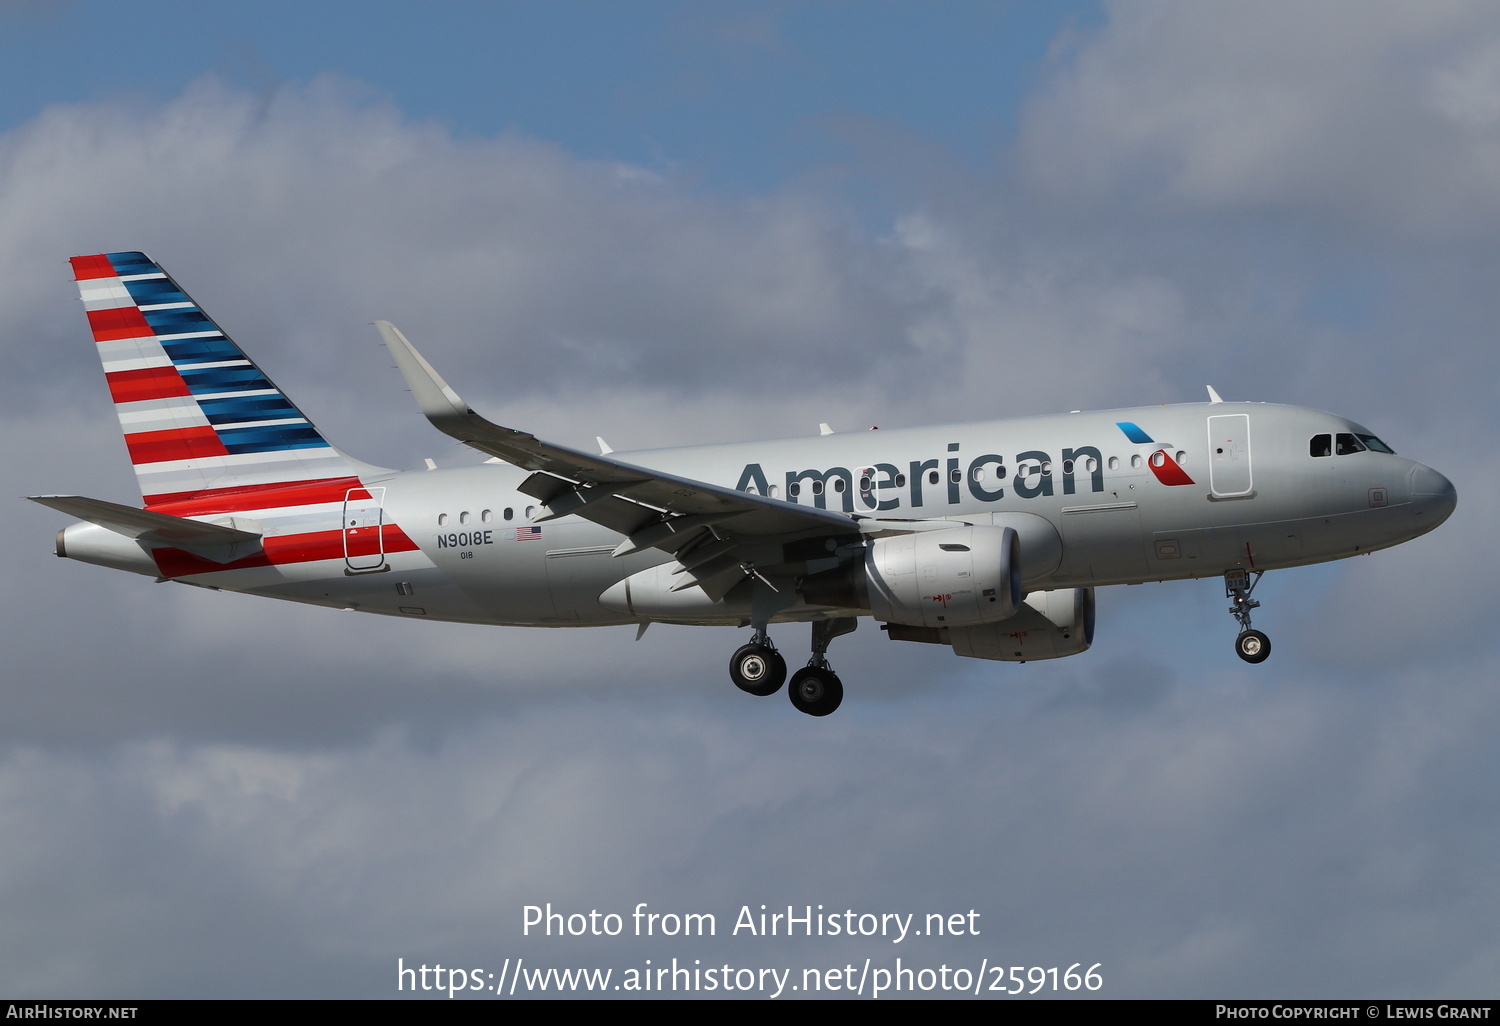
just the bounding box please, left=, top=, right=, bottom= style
left=71, top=251, right=379, bottom=508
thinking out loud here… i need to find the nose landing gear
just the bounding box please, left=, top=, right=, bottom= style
left=1235, top=628, right=1271, bottom=663
left=1226, top=569, right=1271, bottom=664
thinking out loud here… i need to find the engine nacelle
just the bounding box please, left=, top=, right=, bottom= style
left=883, top=587, right=1096, bottom=662
left=949, top=586, right=1094, bottom=661
left=864, top=524, right=1021, bottom=628
left=57, top=521, right=160, bottom=577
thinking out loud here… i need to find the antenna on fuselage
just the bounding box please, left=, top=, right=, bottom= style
left=1206, top=385, right=1225, bottom=404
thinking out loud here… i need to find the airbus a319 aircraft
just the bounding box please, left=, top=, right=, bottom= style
left=34, top=252, right=1457, bottom=716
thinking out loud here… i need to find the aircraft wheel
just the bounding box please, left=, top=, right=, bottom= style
left=788, top=667, right=843, bottom=717
left=730, top=644, right=786, bottom=696
left=1235, top=629, right=1271, bottom=664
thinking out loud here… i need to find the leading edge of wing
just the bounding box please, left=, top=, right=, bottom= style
left=374, top=322, right=854, bottom=537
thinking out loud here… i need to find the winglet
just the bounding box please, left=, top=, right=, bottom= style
left=373, top=323, right=588, bottom=475
left=1206, top=385, right=1225, bottom=404
left=376, top=321, right=472, bottom=429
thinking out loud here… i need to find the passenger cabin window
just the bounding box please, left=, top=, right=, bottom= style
left=1310, top=434, right=1331, bottom=457
left=438, top=513, right=448, bottom=526
left=503, top=508, right=514, bottom=521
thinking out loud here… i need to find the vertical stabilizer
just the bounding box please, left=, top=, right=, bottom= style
left=70, top=252, right=379, bottom=508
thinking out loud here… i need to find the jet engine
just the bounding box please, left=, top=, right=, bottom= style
left=883, top=587, right=1096, bottom=662
left=804, top=524, right=1022, bottom=628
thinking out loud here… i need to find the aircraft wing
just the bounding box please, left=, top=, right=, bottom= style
left=377, top=323, right=857, bottom=588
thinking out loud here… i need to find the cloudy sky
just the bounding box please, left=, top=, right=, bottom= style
left=3, top=0, right=1496, bottom=999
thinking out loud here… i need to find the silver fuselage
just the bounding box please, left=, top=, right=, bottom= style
left=61, top=400, right=1453, bottom=629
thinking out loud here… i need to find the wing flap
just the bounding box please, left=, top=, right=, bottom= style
left=533, top=482, right=635, bottom=523
left=668, top=552, right=742, bottom=589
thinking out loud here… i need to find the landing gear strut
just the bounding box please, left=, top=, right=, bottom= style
left=788, top=617, right=856, bottom=717
left=1225, top=569, right=1271, bottom=664
left=730, top=626, right=786, bottom=696
left=729, top=618, right=857, bottom=715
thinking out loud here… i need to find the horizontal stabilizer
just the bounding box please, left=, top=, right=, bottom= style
left=29, top=495, right=263, bottom=564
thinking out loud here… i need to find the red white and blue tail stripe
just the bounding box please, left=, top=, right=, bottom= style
left=71, top=251, right=368, bottom=507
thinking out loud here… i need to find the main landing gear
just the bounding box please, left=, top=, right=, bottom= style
left=729, top=618, right=856, bottom=716
left=730, top=629, right=787, bottom=697
left=788, top=666, right=841, bottom=717
left=1225, top=569, right=1271, bottom=664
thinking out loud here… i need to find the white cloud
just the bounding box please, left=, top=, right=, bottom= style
left=1023, top=1, right=1500, bottom=237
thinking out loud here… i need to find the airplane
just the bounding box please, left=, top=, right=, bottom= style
left=32, top=252, right=1458, bottom=716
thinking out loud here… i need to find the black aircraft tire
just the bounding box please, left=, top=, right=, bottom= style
left=1235, top=629, right=1272, bottom=664
left=731, top=644, right=786, bottom=696
left=788, top=667, right=844, bottom=717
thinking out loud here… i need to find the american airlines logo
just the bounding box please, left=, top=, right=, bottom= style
left=734, top=425, right=1193, bottom=512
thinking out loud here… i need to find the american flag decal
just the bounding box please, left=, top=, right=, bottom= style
left=516, top=526, right=543, bottom=541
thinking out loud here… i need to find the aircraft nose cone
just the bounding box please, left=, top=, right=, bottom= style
left=1408, top=464, right=1457, bottom=527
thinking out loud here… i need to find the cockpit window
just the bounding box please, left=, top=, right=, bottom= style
left=1335, top=433, right=1366, bottom=455
left=1315, top=431, right=1393, bottom=456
